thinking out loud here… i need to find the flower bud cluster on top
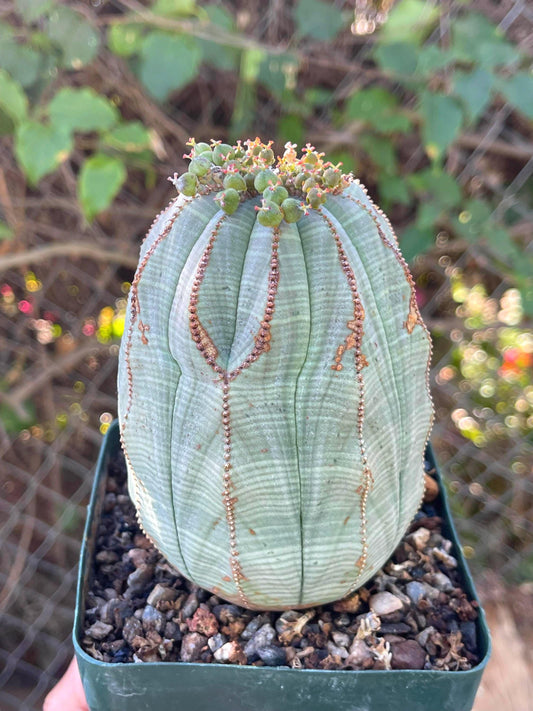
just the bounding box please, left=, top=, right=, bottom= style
left=168, top=137, right=351, bottom=228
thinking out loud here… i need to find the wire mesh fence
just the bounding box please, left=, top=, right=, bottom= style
left=0, top=0, right=532, bottom=708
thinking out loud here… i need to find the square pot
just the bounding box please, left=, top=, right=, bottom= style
left=73, top=420, right=491, bottom=711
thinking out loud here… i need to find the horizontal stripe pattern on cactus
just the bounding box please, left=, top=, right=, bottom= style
left=118, top=139, right=433, bottom=610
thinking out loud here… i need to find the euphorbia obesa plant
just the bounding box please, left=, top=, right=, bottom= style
left=118, top=139, right=433, bottom=611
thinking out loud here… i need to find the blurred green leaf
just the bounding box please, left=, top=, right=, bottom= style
left=0, top=221, right=13, bottom=241
left=496, top=72, right=533, bottom=119
left=378, top=0, right=440, bottom=46
left=358, top=134, right=397, bottom=173
left=408, top=168, right=462, bottom=209
left=451, top=13, right=518, bottom=68
left=453, top=68, right=493, bottom=123
left=103, top=121, right=152, bottom=152
left=277, top=115, right=305, bottom=146
left=0, top=70, right=28, bottom=129
left=0, top=24, right=42, bottom=87
left=304, top=87, right=334, bottom=106
left=152, top=0, right=197, bottom=16
left=418, top=91, right=463, bottom=158
left=416, top=201, right=443, bottom=230
left=378, top=174, right=411, bottom=206
left=46, top=5, right=100, bottom=68
left=346, top=87, right=411, bottom=133
left=78, top=154, right=127, bottom=221
left=293, top=0, right=344, bottom=41
left=14, top=120, right=72, bottom=185
left=374, top=42, right=418, bottom=76
left=15, top=0, right=53, bottom=22
left=451, top=198, right=492, bottom=241
left=107, top=23, right=144, bottom=57
left=400, top=225, right=435, bottom=262
left=0, top=399, right=37, bottom=435
left=258, top=53, right=299, bottom=98
left=328, top=151, right=356, bottom=174
left=416, top=45, right=454, bottom=74
left=197, top=5, right=239, bottom=71
left=139, top=31, right=202, bottom=101
left=48, top=87, right=119, bottom=133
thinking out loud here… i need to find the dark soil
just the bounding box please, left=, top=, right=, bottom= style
left=82, top=453, right=481, bottom=670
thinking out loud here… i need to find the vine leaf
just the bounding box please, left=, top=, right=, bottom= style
left=78, top=154, right=127, bottom=222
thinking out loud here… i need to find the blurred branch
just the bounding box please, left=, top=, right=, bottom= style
left=311, top=127, right=533, bottom=163
left=0, top=242, right=138, bottom=272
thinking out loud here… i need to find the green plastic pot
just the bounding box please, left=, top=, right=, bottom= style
left=73, top=420, right=491, bottom=711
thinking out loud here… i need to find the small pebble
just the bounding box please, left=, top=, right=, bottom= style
left=214, top=641, right=246, bottom=664
left=181, top=592, right=199, bottom=620
left=333, top=592, right=361, bottom=613
left=127, top=548, right=149, bottom=568
left=180, top=632, right=207, bottom=662
left=332, top=630, right=350, bottom=648
left=409, top=527, right=431, bottom=551
left=423, top=474, right=439, bottom=502
left=187, top=607, right=219, bottom=637
left=86, top=621, right=113, bottom=640
left=369, top=591, right=403, bottom=617
left=126, top=564, right=154, bottom=596
left=406, top=581, right=426, bottom=604
left=244, top=623, right=276, bottom=657
left=208, top=633, right=227, bottom=653
left=431, top=572, right=454, bottom=592
left=257, top=645, right=287, bottom=666
left=142, top=605, right=165, bottom=634
left=390, top=639, right=426, bottom=670
left=147, top=584, right=178, bottom=607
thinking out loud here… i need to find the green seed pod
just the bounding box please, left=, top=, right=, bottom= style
left=303, top=151, right=318, bottom=165
left=244, top=172, right=257, bottom=192
left=213, top=143, right=235, bottom=166
left=189, top=155, right=212, bottom=177
left=193, top=142, right=211, bottom=156
left=254, top=169, right=279, bottom=193
left=281, top=197, right=305, bottom=223
left=307, top=187, right=326, bottom=209
left=260, top=147, right=275, bottom=165
left=223, top=173, right=247, bottom=192
left=257, top=200, right=283, bottom=227
left=294, top=171, right=310, bottom=190
left=263, top=184, right=289, bottom=206
left=176, top=171, right=198, bottom=196
left=252, top=144, right=262, bottom=156
left=302, top=177, right=317, bottom=193
left=234, top=145, right=246, bottom=159
left=215, top=188, right=240, bottom=215
left=323, top=167, right=341, bottom=188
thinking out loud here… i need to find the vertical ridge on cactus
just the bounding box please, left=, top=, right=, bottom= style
left=118, top=139, right=433, bottom=610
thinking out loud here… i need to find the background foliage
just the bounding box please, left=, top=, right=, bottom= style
left=0, top=0, right=532, bottom=708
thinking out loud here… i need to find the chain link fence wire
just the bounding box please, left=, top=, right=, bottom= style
left=0, top=0, right=532, bottom=708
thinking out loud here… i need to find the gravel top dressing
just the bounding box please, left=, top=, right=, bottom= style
left=82, top=453, right=481, bottom=672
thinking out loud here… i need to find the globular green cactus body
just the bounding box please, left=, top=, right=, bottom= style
left=118, top=140, right=433, bottom=610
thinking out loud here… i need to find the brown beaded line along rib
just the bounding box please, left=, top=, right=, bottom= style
left=228, top=227, right=281, bottom=380
left=188, top=224, right=282, bottom=605
left=221, top=379, right=249, bottom=605
left=318, top=209, right=374, bottom=591
left=342, top=190, right=435, bottom=516
left=121, top=196, right=195, bottom=546
left=188, top=214, right=228, bottom=376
